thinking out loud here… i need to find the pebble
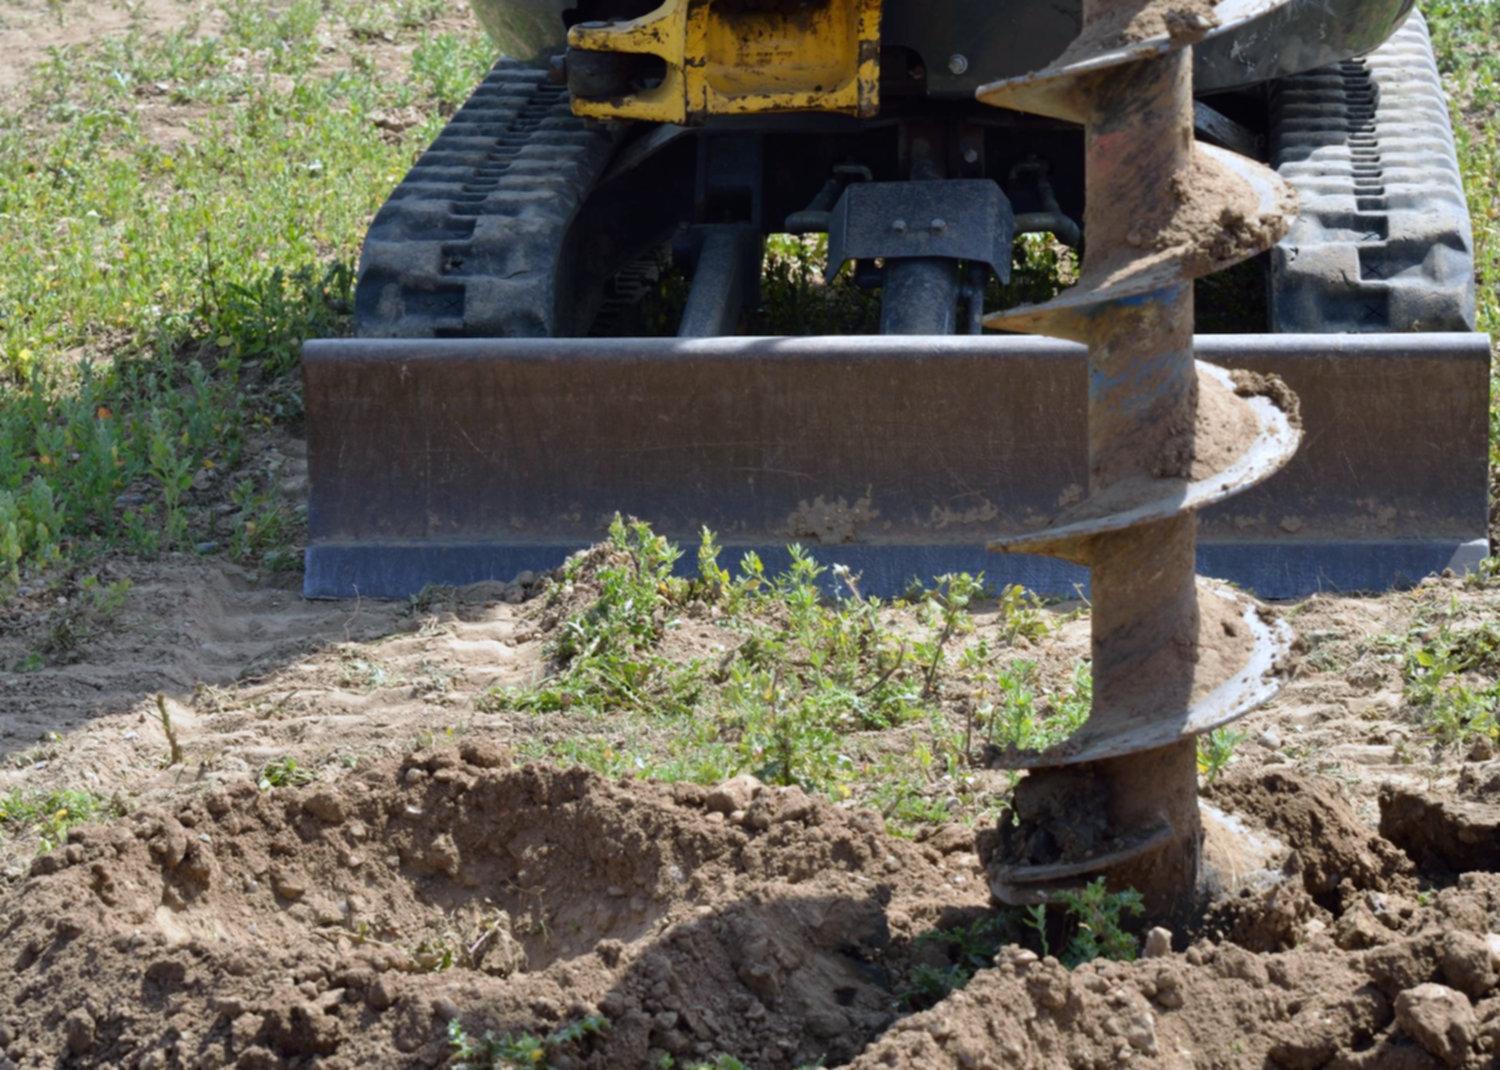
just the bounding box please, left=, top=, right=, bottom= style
left=194, top=541, right=219, bottom=555
left=1257, top=729, right=1282, bottom=750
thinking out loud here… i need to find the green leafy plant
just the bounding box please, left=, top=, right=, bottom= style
left=0, top=787, right=121, bottom=853
left=257, top=756, right=316, bottom=790
left=900, top=914, right=1013, bottom=1008
left=447, top=1014, right=608, bottom=1070
left=917, top=572, right=984, bottom=700
left=1197, top=726, right=1246, bottom=783
left=1051, top=879, right=1144, bottom=967
left=985, top=659, right=1091, bottom=753
left=1402, top=622, right=1500, bottom=745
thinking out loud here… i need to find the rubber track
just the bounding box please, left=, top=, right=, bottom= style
left=1269, top=11, right=1475, bottom=333
left=353, top=62, right=617, bottom=338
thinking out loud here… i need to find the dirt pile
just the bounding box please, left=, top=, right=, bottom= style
left=860, top=770, right=1500, bottom=1070
left=0, top=751, right=984, bottom=1068
left=854, top=873, right=1500, bottom=1068
left=1, top=756, right=1498, bottom=1068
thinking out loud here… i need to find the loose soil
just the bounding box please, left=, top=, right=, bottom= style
left=2, top=549, right=1499, bottom=1068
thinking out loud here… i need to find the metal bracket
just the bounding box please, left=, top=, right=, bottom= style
left=826, top=179, right=1015, bottom=281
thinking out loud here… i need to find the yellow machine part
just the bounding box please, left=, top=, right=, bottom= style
left=568, top=0, right=880, bottom=124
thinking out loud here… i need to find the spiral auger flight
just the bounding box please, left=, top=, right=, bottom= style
left=976, top=0, right=1303, bottom=916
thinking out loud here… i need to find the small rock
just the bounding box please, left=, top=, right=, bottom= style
left=194, top=541, right=220, bottom=555
left=1258, top=729, right=1283, bottom=750
left=1394, top=983, right=1477, bottom=1066
left=366, top=975, right=400, bottom=1011
left=705, top=774, right=763, bottom=815
left=514, top=570, right=537, bottom=588
left=269, top=866, right=307, bottom=901
left=1142, top=928, right=1173, bottom=959
left=424, top=835, right=460, bottom=876
left=1469, top=735, right=1496, bottom=762
left=431, top=997, right=461, bottom=1023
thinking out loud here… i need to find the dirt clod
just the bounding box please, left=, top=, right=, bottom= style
left=1395, top=983, right=1479, bottom=1066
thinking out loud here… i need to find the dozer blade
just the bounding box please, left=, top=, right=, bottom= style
left=301, top=332, right=1490, bottom=600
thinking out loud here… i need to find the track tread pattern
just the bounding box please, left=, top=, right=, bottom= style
left=353, top=62, right=616, bottom=338
left=1269, top=11, right=1475, bottom=333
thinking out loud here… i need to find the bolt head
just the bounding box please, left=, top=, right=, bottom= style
left=930, top=218, right=947, bottom=233
left=948, top=53, right=969, bottom=76
left=892, top=219, right=908, bottom=234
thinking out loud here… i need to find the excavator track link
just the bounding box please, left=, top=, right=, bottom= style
left=1270, top=10, right=1476, bottom=332
left=353, top=62, right=616, bottom=338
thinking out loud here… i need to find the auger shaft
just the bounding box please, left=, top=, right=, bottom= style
left=1080, top=48, right=1203, bottom=913
left=975, top=0, right=1304, bottom=921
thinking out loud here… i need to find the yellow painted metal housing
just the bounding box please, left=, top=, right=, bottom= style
left=568, top=0, right=880, bottom=124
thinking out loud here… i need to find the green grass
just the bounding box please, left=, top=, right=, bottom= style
left=0, top=0, right=494, bottom=588
left=481, top=517, right=1065, bottom=835
left=1426, top=0, right=1500, bottom=478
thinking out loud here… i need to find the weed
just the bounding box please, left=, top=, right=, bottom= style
left=227, top=477, right=297, bottom=569
left=917, top=572, right=984, bottom=700
left=486, top=516, right=702, bottom=718
left=1051, top=879, right=1144, bottom=967
left=447, top=1014, right=607, bottom=1070
left=489, top=520, right=1058, bottom=831
left=0, top=787, right=121, bottom=853
left=1402, top=622, right=1500, bottom=745
left=257, top=756, right=315, bottom=790
left=0, top=0, right=484, bottom=585
left=1022, top=902, right=1050, bottom=958
left=1197, top=726, right=1246, bottom=783
left=984, top=659, right=1091, bottom=753
left=33, top=575, right=132, bottom=665
left=900, top=914, right=1013, bottom=1008
left=339, top=652, right=391, bottom=692
left=156, top=693, right=184, bottom=767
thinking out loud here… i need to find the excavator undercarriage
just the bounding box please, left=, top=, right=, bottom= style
left=312, top=0, right=1487, bottom=603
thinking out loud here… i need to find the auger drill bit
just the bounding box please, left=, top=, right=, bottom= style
left=975, top=0, right=1303, bottom=918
